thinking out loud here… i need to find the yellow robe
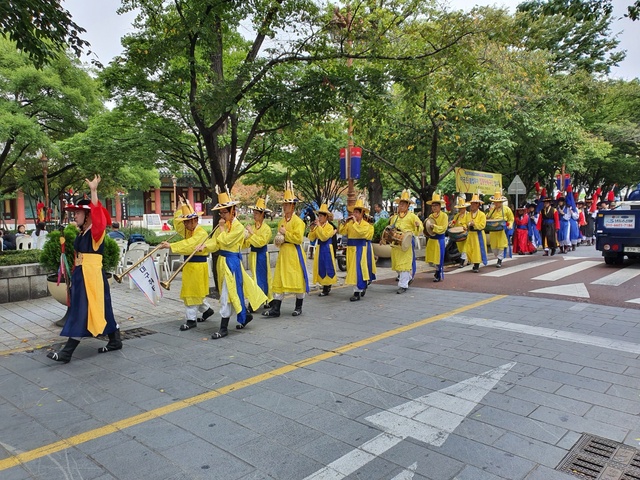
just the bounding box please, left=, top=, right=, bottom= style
left=204, top=218, right=267, bottom=312
left=243, top=221, right=273, bottom=302
left=171, top=213, right=209, bottom=306
left=389, top=212, right=424, bottom=272
left=425, top=211, right=448, bottom=265
left=450, top=210, right=471, bottom=254
left=272, top=214, right=308, bottom=294
left=465, top=210, right=489, bottom=264
left=339, top=219, right=374, bottom=287
left=308, top=221, right=338, bottom=286
left=486, top=206, right=514, bottom=250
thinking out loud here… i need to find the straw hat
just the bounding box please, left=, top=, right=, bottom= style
left=175, top=200, right=204, bottom=220
left=316, top=203, right=332, bottom=216
left=211, top=186, right=240, bottom=212
left=394, top=189, right=415, bottom=205
left=453, top=195, right=470, bottom=209
left=350, top=197, right=370, bottom=214
left=426, top=191, right=446, bottom=206
left=249, top=197, right=272, bottom=213
left=282, top=180, right=299, bottom=204
left=489, top=190, right=507, bottom=202
left=469, top=193, right=484, bottom=204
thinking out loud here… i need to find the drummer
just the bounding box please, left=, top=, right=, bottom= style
left=389, top=189, right=423, bottom=294
left=425, top=192, right=448, bottom=282
left=486, top=190, right=514, bottom=268
left=466, top=193, right=489, bottom=272
left=449, top=195, right=471, bottom=268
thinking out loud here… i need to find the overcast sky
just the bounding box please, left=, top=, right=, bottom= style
left=64, top=0, right=639, bottom=80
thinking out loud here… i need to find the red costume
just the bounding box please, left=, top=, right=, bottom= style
left=512, top=212, right=536, bottom=254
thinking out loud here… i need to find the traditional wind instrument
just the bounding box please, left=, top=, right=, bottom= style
left=160, top=224, right=220, bottom=290
left=113, top=232, right=179, bottom=283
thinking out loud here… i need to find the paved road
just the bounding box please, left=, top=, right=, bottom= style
left=1, top=250, right=640, bottom=479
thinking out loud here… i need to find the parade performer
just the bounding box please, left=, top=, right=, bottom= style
left=449, top=195, right=471, bottom=268
left=339, top=198, right=375, bottom=301
left=201, top=188, right=267, bottom=339
left=566, top=187, right=582, bottom=251
left=537, top=196, right=560, bottom=256
left=159, top=197, right=214, bottom=331
left=243, top=197, right=273, bottom=308
left=527, top=203, right=542, bottom=249
left=308, top=203, right=338, bottom=297
left=263, top=181, right=309, bottom=317
left=425, top=192, right=448, bottom=282
left=465, top=193, right=488, bottom=272
left=389, top=189, right=423, bottom=293
left=512, top=206, right=536, bottom=255
left=47, top=175, right=122, bottom=363
left=555, top=195, right=571, bottom=253
left=486, top=190, right=514, bottom=268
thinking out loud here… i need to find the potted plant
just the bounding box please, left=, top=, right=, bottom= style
left=372, top=218, right=392, bottom=258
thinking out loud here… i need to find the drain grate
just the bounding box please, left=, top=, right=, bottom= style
left=556, top=433, right=640, bottom=479
left=97, top=327, right=157, bottom=341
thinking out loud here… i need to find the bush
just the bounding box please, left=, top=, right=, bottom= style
left=372, top=218, right=390, bottom=243
left=39, top=225, right=120, bottom=274
left=123, top=227, right=157, bottom=243
left=0, top=250, right=41, bottom=266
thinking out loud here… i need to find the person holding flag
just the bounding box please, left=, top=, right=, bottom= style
left=159, top=197, right=214, bottom=331
left=47, top=175, right=122, bottom=363
left=243, top=197, right=273, bottom=309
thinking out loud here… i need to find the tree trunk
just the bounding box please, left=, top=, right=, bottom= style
left=368, top=166, right=383, bottom=209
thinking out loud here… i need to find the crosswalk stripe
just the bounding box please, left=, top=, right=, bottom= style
left=446, top=256, right=524, bottom=275
left=481, top=259, right=553, bottom=277
left=529, top=283, right=590, bottom=298
left=591, top=264, right=640, bottom=286
left=532, top=261, right=601, bottom=281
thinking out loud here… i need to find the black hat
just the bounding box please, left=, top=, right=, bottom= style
left=112, top=222, right=120, bottom=228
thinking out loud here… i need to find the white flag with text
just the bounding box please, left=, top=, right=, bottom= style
left=128, top=255, right=163, bottom=306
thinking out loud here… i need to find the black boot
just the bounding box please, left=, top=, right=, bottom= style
left=98, top=330, right=122, bottom=353
left=212, top=317, right=229, bottom=339
left=292, top=298, right=303, bottom=316
left=47, top=338, right=80, bottom=363
left=198, top=307, right=215, bottom=322
left=551, top=248, right=556, bottom=256
left=236, top=309, right=253, bottom=329
left=262, top=299, right=281, bottom=318
left=350, top=292, right=361, bottom=302
left=496, top=259, right=502, bottom=268
left=472, top=264, right=479, bottom=273
left=319, top=286, right=331, bottom=297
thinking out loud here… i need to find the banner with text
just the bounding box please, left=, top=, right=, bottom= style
left=455, top=168, right=502, bottom=195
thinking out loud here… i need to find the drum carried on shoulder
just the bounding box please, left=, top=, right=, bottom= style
left=380, top=226, right=413, bottom=251
left=448, top=226, right=468, bottom=242
left=485, top=219, right=506, bottom=232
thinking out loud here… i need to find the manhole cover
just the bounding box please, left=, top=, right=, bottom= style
left=556, top=433, right=640, bottom=479
left=97, top=327, right=157, bottom=341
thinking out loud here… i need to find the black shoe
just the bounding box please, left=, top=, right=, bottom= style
left=292, top=298, right=303, bottom=317
left=472, top=264, right=479, bottom=273
left=213, top=317, right=230, bottom=338
left=180, top=320, right=197, bottom=331
left=433, top=277, right=441, bottom=283
left=361, top=288, right=366, bottom=297
left=236, top=313, right=253, bottom=329
left=98, top=330, right=122, bottom=353
left=319, top=286, right=331, bottom=297
left=198, top=307, right=214, bottom=322
left=551, top=248, right=556, bottom=256
left=47, top=338, right=80, bottom=364
left=572, top=245, right=576, bottom=251
left=496, top=259, right=502, bottom=268
left=397, top=287, right=407, bottom=294
left=262, top=299, right=281, bottom=318
left=350, top=292, right=361, bottom=302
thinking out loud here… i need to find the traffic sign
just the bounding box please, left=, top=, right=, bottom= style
left=508, top=175, right=527, bottom=195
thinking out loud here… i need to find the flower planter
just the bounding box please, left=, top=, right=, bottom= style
left=47, top=273, right=113, bottom=327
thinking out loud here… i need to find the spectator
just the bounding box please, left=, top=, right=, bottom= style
left=16, top=224, right=29, bottom=237
left=33, top=222, right=48, bottom=249
left=107, top=221, right=126, bottom=240
left=0, top=228, right=16, bottom=250
left=162, top=222, right=171, bottom=231
left=373, top=203, right=389, bottom=222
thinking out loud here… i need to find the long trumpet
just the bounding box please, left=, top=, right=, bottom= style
left=113, top=232, right=180, bottom=283
left=160, top=224, right=219, bottom=290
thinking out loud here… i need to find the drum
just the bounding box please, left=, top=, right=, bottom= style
left=485, top=219, right=506, bottom=232
left=381, top=226, right=413, bottom=252
left=448, top=226, right=468, bottom=242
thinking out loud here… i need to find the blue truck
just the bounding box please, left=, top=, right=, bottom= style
left=595, top=195, right=640, bottom=265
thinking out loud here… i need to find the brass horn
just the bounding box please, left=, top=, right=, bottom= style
left=113, top=232, right=179, bottom=283
left=160, top=224, right=219, bottom=290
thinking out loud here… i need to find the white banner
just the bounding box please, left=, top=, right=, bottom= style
left=128, top=256, right=163, bottom=306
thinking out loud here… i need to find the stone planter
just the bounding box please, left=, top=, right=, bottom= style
left=0, top=263, right=50, bottom=304
left=47, top=274, right=69, bottom=305
left=372, top=243, right=392, bottom=258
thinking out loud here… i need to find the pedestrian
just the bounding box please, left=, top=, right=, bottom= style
left=158, top=197, right=214, bottom=331
left=465, top=193, right=489, bottom=272
left=373, top=203, right=389, bottom=222
left=389, top=189, right=423, bottom=293
left=47, top=175, right=122, bottom=363
left=425, top=192, right=448, bottom=282
left=339, top=198, right=375, bottom=301
left=309, top=203, right=338, bottom=297
left=243, top=197, right=273, bottom=309
left=107, top=221, right=126, bottom=240
left=449, top=195, right=471, bottom=268
left=201, top=188, right=267, bottom=339
left=512, top=206, right=536, bottom=255
left=263, top=181, right=309, bottom=317
left=537, top=196, right=559, bottom=256
left=485, top=190, right=514, bottom=268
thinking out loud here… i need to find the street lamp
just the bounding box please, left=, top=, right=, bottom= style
left=39, top=153, right=49, bottom=222
left=172, top=175, right=178, bottom=210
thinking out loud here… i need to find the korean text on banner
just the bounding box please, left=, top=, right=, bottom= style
left=128, top=255, right=163, bottom=306
left=455, top=168, right=502, bottom=195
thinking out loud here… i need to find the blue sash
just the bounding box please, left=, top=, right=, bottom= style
left=250, top=245, right=268, bottom=296
left=347, top=239, right=368, bottom=290
left=294, top=244, right=310, bottom=293
left=185, top=255, right=208, bottom=262
left=219, top=250, right=248, bottom=325
left=366, top=241, right=376, bottom=281
left=517, top=226, right=528, bottom=230
left=504, top=228, right=513, bottom=259
left=434, top=233, right=445, bottom=279
left=317, top=239, right=335, bottom=279
left=477, top=230, right=488, bottom=266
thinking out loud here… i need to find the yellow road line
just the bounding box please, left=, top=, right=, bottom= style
left=0, top=294, right=506, bottom=471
